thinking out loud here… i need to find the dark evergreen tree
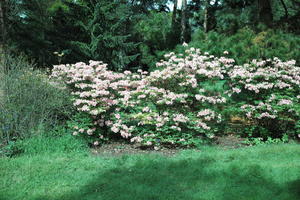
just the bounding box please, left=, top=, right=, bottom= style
left=72, top=0, right=139, bottom=71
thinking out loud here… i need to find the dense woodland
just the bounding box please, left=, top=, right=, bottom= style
left=0, top=0, right=300, bottom=70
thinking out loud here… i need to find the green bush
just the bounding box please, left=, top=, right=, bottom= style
left=0, top=53, right=74, bottom=145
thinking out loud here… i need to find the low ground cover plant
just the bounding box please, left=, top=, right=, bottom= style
left=51, top=45, right=300, bottom=147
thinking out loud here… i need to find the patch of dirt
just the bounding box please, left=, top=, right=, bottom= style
left=91, top=135, right=247, bottom=157
left=91, top=142, right=181, bottom=157
left=215, top=134, right=248, bottom=149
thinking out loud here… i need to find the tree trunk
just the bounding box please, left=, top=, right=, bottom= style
left=203, top=0, right=209, bottom=33
left=172, top=0, right=178, bottom=27
left=181, top=0, right=187, bottom=43
left=0, top=0, right=5, bottom=47
left=258, top=0, right=273, bottom=27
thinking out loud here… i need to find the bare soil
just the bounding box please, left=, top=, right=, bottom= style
left=91, top=135, right=247, bottom=157
left=215, top=134, right=248, bottom=149
left=91, top=142, right=181, bottom=157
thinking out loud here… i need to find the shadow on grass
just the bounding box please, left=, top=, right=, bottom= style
left=36, top=156, right=300, bottom=200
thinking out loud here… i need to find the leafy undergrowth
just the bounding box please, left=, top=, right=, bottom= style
left=1, top=144, right=300, bottom=200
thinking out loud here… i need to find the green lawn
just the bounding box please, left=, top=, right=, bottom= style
left=1, top=144, right=300, bottom=200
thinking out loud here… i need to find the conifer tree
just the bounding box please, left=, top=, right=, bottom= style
left=72, top=0, right=139, bottom=71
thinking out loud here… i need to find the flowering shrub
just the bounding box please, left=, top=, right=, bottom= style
left=51, top=61, right=132, bottom=143
left=51, top=48, right=235, bottom=147
left=51, top=46, right=300, bottom=147
left=228, top=58, right=300, bottom=138
left=113, top=48, right=234, bottom=146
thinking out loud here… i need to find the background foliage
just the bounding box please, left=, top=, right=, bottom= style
left=2, top=0, right=300, bottom=70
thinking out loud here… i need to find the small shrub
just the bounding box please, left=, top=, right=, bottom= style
left=66, top=112, right=108, bottom=146
left=0, top=53, right=74, bottom=145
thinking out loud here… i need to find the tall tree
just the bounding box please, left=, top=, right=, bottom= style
left=258, top=0, right=273, bottom=27
left=181, top=0, right=187, bottom=42
left=0, top=0, right=8, bottom=49
left=203, top=0, right=209, bottom=33
left=172, top=0, right=178, bottom=27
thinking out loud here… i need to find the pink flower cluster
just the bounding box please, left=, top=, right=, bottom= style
left=241, top=103, right=277, bottom=120
left=51, top=61, right=128, bottom=114
left=228, top=57, right=300, bottom=124
left=228, top=59, right=300, bottom=95
left=51, top=61, right=141, bottom=139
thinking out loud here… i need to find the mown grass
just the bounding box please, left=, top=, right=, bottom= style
left=1, top=142, right=300, bottom=200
